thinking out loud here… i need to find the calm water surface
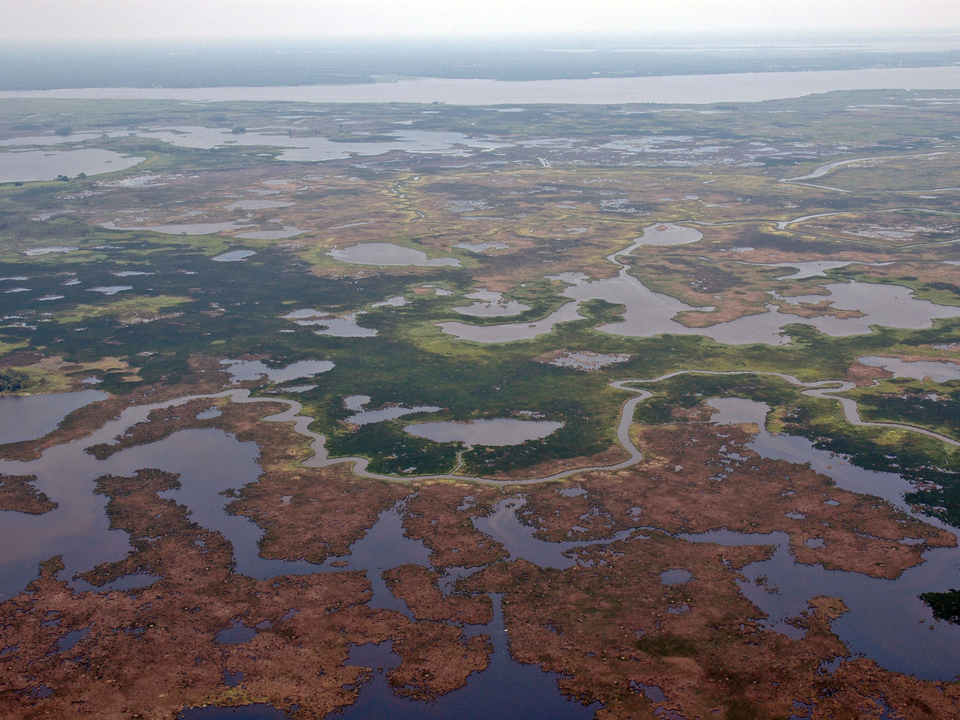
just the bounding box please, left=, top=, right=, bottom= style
left=405, top=418, right=564, bottom=446
left=4, top=66, right=960, bottom=104
left=0, top=389, right=107, bottom=445
left=329, top=242, right=460, bottom=267
left=858, top=355, right=960, bottom=382
left=703, top=397, right=960, bottom=679
left=3, top=387, right=960, bottom=694
left=338, top=594, right=599, bottom=720
left=0, top=149, right=144, bottom=183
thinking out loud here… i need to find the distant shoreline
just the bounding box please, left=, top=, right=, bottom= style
left=2, top=65, right=960, bottom=105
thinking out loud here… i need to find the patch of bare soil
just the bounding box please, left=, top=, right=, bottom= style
left=464, top=532, right=959, bottom=719
left=518, top=422, right=953, bottom=579
left=0, top=355, right=226, bottom=462
left=847, top=360, right=894, bottom=387
left=384, top=564, right=493, bottom=625
left=0, top=473, right=55, bottom=514
left=0, top=465, right=493, bottom=719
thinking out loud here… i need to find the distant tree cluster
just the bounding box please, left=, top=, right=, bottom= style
left=0, top=369, right=32, bottom=393
left=921, top=589, right=960, bottom=625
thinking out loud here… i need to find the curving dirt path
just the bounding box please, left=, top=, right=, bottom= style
left=165, top=365, right=958, bottom=486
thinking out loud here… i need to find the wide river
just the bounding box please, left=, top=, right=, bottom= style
left=2, top=66, right=960, bottom=105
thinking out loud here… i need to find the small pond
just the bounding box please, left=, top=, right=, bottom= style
left=235, top=227, right=303, bottom=240
left=213, top=250, right=257, bottom=262
left=858, top=356, right=960, bottom=382
left=220, top=359, right=335, bottom=384
left=454, top=241, right=510, bottom=253
left=104, top=221, right=253, bottom=236
left=22, top=246, right=77, bottom=256
left=453, top=290, right=530, bottom=318
left=284, top=309, right=377, bottom=338
left=343, top=396, right=441, bottom=426
left=626, top=223, right=702, bottom=248
left=0, top=149, right=144, bottom=183
left=404, top=418, right=564, bottom=447
left=224, top=200, right=294, bottom=211
left=0, top=389, right=107, bottom=445
left=328, top=243, right=459, bottom=267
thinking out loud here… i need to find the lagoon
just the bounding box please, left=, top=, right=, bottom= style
left=4, top=66, right=960, bottom=105
left=404, top=418, right=564, bottom=447
left=0, top=149, right=144, bottom=183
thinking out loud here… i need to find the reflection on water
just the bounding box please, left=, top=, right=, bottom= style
left=0, top=389, right=107, bottom=445
left=474, top=497, right=633, bottom=570
left=282, top=308, right=380, bottom=338
left=213, top=250, right=257, bottom=262
left=440, top=221, right=960, bottom=346
left=104, top=221, right=253, bottom=236
left=220, top=358, right=335, bottom=384
left=5, top=66, right=960, bottom=105
left=0, top=422, right=431, bottom=599
left=659, top=568, right=693, bottom=585
left=699, top=397, right=960, bottom=680
left=707, top=396, right=916, bottom=510
left=344, top=397, right=442, bottom=426
left=684, top=528, right=960, bottom=680
left=329, top=242, right=460, bottom=267
left=405, top=418, right=564, bottom=447
left=4, top=385, right=960, bottom=686
left=341, top=594, right=598, bottom=720
left=439, top=301, right=583, bottom=343
left=859, top=355, right=960, bottom=382
left=743, top=259, right=873, bottom=279
left=235, top=227, right=303, bottom=240
left=215, top=619, right=257, bottom=646
left=224, top=200, right=294, bottom=211
left=88, top=285, right=132, bottom=295
left=126, top=126, right=508, bottom=163
left=371, top=295, right=408, bottom=308
left=0, top=149, right=144, bottom=183
left=627, top=223, right=702, bottom=248
left=179, top=705, right=290, bottom=720
left=453, top=290, right=531, bottom=318
left=22, top=246, right=78, bottom=256
left=317, top=502, right=433, bottom=615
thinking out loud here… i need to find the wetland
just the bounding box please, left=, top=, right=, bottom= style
left=2, top=88, right=960, bottom=719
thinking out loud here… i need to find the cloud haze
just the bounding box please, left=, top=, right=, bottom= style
left=3, top=0, right=960, bottom=41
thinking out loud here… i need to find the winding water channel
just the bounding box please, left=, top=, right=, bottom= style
left=438, top=223, right=960, bottom=345
left=3, top=358, right=960, bottom=697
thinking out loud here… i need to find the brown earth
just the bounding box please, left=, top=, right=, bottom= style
left=482, top=444, right=631, bottom=482
left=0, top=465, right=492, bottom=719
left=463, top=533, right=960, bottom=719
left=384, top=564, right=493, bottom=625
left=401, top=482, right=509, bottom=570
left=847, top=360, right=894, bottom=387
left=0, top=355, right=227, bottom=462
left=0, top=473, right=56, bottom=514
left=516, top=422, right=954, bottom=579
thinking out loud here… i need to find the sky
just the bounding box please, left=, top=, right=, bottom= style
left=3, top=0, right=960, bottom=42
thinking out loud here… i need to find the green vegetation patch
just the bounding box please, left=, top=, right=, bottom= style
left=919, top=589, right=960, bottom=625
left=0, top=368, right=32, bottom=392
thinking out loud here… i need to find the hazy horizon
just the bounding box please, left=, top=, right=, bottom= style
left=4, top=0, right=960, bottom=42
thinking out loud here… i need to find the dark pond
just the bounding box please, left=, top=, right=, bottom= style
left=0, top=389, right=107, bottom=445
left=339, top=594, right=599, bottom=720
